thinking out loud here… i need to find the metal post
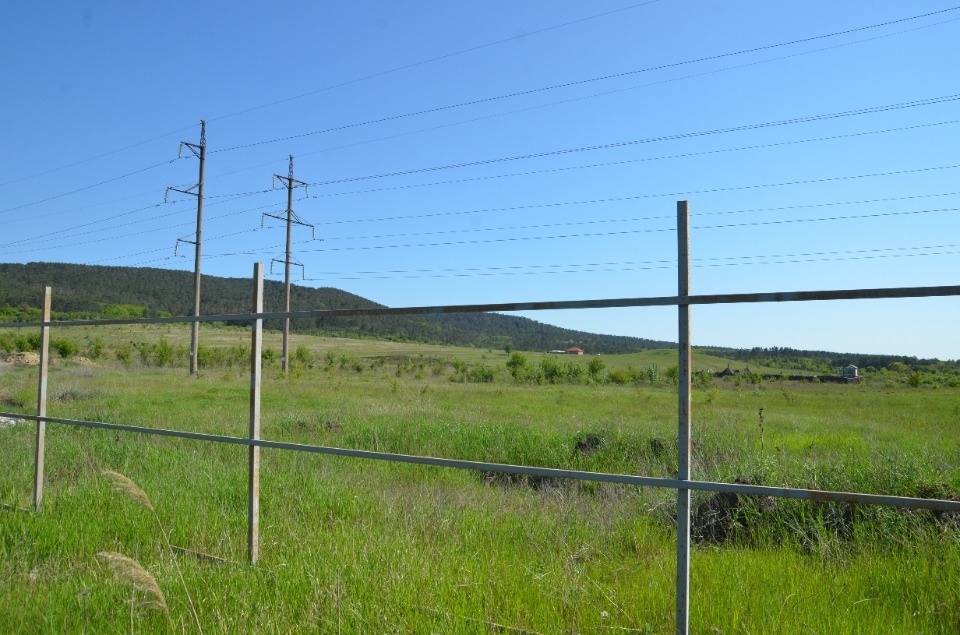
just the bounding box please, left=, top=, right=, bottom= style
left=189, top=121, right=206, bottom=375
left=282, top=156, right=294, bottom=373
left=248, top=263, right=264, bottom=564
left=675, top=200, right=692, bottom=635
left=33, top=287, right=51, bottom=512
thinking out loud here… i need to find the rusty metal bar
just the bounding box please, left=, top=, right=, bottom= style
left=32, top=287, right=51, bottom=513
left=5, top=284, right=959, bottom=330
left=8, top=412, right=960, bottom=514
left=248, top=263, right=264, bottom=565
left=676, top=202, right=691, bottom=635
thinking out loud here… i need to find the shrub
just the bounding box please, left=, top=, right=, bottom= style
left=539, top=356, right=564, bottom=384
left=88, top=337, right=105, bottom=359
left=0, top=333, right=16, bottom=355
left=154, top=337, right=174, bottom=366
left=52, top=337, right=78, bottom=358
left=588, top=356, right=605, bottom=380
left=294, top=345, right=313, bottom=367
left=116, top=344, right=133, bottom=367
left=506, top=352, right=532, bottom=381
left=262, top=348, right=278, bottom=366
left=608, top=368, right=632, bottom=385
left=467, top=364, right=496, bottom=383
left=564, top=360, right=585, bottom=383
left=16, top=333, right=41, bottom=352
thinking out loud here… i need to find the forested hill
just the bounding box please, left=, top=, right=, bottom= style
left=0, top=262, right=671, bottom=354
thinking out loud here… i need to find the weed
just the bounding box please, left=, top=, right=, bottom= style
left=101, top=470, right=203, bottom=634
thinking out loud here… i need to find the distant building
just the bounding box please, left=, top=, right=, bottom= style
left=566, top=347, right=584, bottom=356
left=838, top=364, right=859, bottom=383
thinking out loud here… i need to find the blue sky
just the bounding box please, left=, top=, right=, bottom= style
left=2, top=1, right=958, bottom=360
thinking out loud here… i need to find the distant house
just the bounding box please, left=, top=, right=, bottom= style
left=566, top=347, right=585, bottom=356
left=839, top=364, right=859, bottom=383
left=717, top=366, right=736, bottom=378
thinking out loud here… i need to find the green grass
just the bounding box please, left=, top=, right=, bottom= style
left=1, top=330, right=959, bottom=633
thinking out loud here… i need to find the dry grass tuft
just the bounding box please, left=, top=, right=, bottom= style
left=99, top=469, right=204, bottom=633
left=96, top=551, right=169, bottom=615
left=102, top=470, right=154, bottom=512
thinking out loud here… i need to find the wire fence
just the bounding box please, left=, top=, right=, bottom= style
left=2, top=201, right=959, bottom=634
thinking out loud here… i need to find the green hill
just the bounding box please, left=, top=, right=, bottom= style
left=0, top=262, right=672, bottom=354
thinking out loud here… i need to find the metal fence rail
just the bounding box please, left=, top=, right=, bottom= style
left=9, top=412, right=960, bottom=514
left=2, top=201, right=958, bottom=634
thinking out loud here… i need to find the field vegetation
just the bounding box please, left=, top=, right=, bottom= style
left=1, top=324, right=959, bottom=633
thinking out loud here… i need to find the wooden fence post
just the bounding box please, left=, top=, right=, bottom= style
left=32, top=287, right=51, bottom=513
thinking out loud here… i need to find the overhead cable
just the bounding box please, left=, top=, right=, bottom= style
left=312, top=120, right=959, bottom=201
left=306, top=244, right=960, bottom=280
left=214, top=6, right=960, bottom=154
left=307, top=95, right=960, bottom=188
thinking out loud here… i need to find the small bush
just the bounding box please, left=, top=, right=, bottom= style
left=608, top=368, right=632, bottom=385
left=467, top=364, right=496, bottom=383
left=52, top=337, right=78, bottom=358
left=294, top=345, right=313, bottom=367
left=116, top=344, right=133, bottom=367
left=262, top=348, right=278, bottom=366
left=87, top=337, right=105, bottom=359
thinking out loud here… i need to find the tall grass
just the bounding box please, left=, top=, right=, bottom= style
left=1, top=340, right=958, bottom=632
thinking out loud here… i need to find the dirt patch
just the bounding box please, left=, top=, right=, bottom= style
left=4, top=352, right=41, bottom=366
left=70, top=356, right=97, bottom=367
left=0, top=416, right=26, bottom=428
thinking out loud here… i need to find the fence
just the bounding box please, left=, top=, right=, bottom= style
left=3, top=201, right=960, bottom=634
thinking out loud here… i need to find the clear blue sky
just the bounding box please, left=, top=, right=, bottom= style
left=2, top=1, right=958, bottom=360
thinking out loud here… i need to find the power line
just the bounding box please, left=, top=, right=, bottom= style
left=197, top=13, right=960, bottom=194
left=81, top=174, right=960, bottom=262
left=0, top=157, right=184, bottom=217
left=305, top=244, right=960, bottom=280
left=306, top=94, right=960, bottom=188
left=213, top=6, right=960, bottom=155
left=2, top=3, right=660, bottom=189
left=209, top=1, right=661, bottom=125
left=0, top=124, right=199, bottom=190
left=15, top=105, right=944, bottom=245
left=309, top=164, right=960, bottom=229
left=203, top=206, right=957, bottom=259
left=311, top=194, right=960, bottom=243
left=310, top=120, right=959, bottom=203
left=0, top=201, right=180, bottom=249
left=0, top=188, right=271, bottom=252
left=272, top=13, right=960, bottom=180
left=12, top=161, right=958, bottom=261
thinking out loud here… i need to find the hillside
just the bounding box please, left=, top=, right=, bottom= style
left=0, top=262, right=671, bottom=354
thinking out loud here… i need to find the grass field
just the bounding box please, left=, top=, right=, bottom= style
left=1, top=326, right=959, bottom=633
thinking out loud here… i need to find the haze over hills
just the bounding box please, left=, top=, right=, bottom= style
left=0, top=262, right=952, bottom=370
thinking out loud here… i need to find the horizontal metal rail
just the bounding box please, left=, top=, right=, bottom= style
left=3, top=284, right=959, bottom=329
left=4, top=411, right=959, bottom=514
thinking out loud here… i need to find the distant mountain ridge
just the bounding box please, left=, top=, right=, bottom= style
left=0, top=262, right=673, bottom=354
